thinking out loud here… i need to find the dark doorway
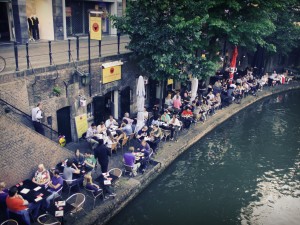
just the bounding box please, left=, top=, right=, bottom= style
left=120, top=87, right=130, bottom=119
left=0, top=3, right=10, bottom=42
left=148, top=79, right=158, bottom=108
left=56, top=107, right=72, bottom=143
left=93, top=92, right=114, bottom=126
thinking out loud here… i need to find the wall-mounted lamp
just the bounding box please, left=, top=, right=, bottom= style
left=74, top=69, right=90, bottom=86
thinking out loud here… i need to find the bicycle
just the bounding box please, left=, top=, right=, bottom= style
left=0, top=56, right=6, bottom=73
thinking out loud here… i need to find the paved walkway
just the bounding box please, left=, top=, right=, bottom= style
left=0, top=35, right=130, bottom=74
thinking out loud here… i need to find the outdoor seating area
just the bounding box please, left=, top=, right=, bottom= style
left=0, top=69, right=296, bottom=225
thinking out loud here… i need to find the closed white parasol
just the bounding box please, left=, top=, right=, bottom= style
left=135, top=76, right=145, bottom=132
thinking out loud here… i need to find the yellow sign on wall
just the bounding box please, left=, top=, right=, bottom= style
left=75, top=114, right=88, bottom=138
left=167, top=79, right=174, bottom=85
left=90, top=16, right=102, bottom=40
left=102, top=65, right=122, bottom=84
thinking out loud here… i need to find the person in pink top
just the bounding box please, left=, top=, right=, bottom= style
left=173, top=95, right=182, bottom=112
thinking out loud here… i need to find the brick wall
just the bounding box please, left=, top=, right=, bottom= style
left=0, top=114, right=72, bottom=187
left=0, top=79, right=30, bottom=114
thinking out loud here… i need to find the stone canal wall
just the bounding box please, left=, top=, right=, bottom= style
left=73, top=82, right=300, bottom=225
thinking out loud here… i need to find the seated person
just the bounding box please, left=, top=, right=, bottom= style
left=32, top=164, right=50, bottom=186
left=122, top=112, right=134, bottom=125
left=73, top=149, right=85, bottom=165
left=105, top=115, right=118, bottom=128
left=138, top=139, right=151, bottom=157
left=136, top=126, right=149, bottom=140
left=160, top=110, right=171, bottom=123
left=164, top=93, right=173, bottom=111
left=123, top=147, right=140, bottom=176
left=84, top=150, right=97, bottom=173
left=44, top=169, right=63, bottom=209
left=86, top=123, right=99, bottom=150
left=116, top=120, right=132, bottom=141
left=193, top=102, right=202, bottom=121
left=181, top=106, right=193, bottom=129
left=169, top=114, right=181, bottom=129
left=83, top=174, right=102, bottom=195
left=63, top=160, right=81, bottom=185
left=97, top=121, right=107, bottom=134
left=0, top=181, right=8, bottom=218
left=173, top=95, right=182, bottom=111
left=151, top=115, right=161, bottom=126
left=105, top=130, right=117, bottom=150
left=6, top=187, right=41, bottom=223
left=147, top=124, right=163, bottom=152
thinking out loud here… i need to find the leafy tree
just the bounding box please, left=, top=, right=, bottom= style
left=112, top=0, right=219, bottom=81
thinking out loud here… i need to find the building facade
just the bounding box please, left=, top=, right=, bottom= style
left=0, top=0, right=122, bottom=43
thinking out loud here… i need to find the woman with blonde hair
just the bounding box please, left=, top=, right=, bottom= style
left=83, top=174, right=101, bottom=194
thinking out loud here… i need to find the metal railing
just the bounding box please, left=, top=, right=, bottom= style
left=0, top=96, right=59, bottom=141
left=0, top=34, right=130, bottom=74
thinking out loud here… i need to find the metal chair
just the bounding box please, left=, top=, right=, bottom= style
left=123, top=164, right=136, bottom=177
left=161, top=129, right=171, bottom=141
left=37, top=214, right=61, bottom=225
left=63, top=178, right=80, bottom=196
left=84, top=186, right=104, bottom=209
left=7, top=209, right=30, bottom=225
left=65, top=193, right=87, bottom=217
left=1, top=220, right=18, bottom=225
left=110, top=142, right=118, bottom=155
left=108, top=168, right=122, bottom=192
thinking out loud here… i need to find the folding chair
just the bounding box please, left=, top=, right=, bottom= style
left=37, top=214, right=61, bottom=225
left=84, top=187, right=104, bottom=209
left=0, top=219, right=18, bottom=225
left=65, top=193, right=87, bottom=217
left=123, top=164, right=136, bottom=177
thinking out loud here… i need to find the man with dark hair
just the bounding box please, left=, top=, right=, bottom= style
left=44, top=169, right=63, bottom=209
left=31, top=102, right=45, bottom=135
left=86, top=123, right=99, bottom=149
left=6, top=187, right=40, bottom=224
left=63, top=159, right=81, bottom=185
left=94, top=139, right=111, bottom=173
left=84, top=150, right=97, bottom=173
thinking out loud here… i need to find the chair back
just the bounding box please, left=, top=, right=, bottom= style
left=7, top=210, right=29, bottom=225
left=124, top=164, right=134, bottom=172
left=108, top=168, right=122, bottom=178
left=37, top=214, right=61, bottom=225
left=111, top=142, right=118, bottom=153
left=66, top=193, right=86, bottom=213
left=1, top=219, right=18, bottom=225
left=121, top=137, right=129, bottom=147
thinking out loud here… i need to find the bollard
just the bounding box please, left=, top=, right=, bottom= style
left=48, top=41, right=52, bottom=65
left=99, top=40, right=102, bottom=57
left=14, top=42, right=19, bottom=71
left=117, top=32, right=121, bottom=54
left=76, top=36, right=79, bottom=61
left=26, top=42, right=30, bottom=69
left=68, top=39, right=71, bottom=63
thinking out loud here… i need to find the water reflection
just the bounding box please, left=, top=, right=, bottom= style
left=108, top=91, right=300, bottom=225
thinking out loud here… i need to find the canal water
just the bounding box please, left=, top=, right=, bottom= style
left=108, top=90, right=300, bottom=225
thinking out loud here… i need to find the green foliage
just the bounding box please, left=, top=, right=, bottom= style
left=111, top=0, right=300, bottom=81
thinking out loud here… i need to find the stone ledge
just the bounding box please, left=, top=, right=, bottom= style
left=73, top=82, right=300, bottom=225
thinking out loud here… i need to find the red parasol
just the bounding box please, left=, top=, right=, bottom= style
left=229, top=46, right=238, bottom=82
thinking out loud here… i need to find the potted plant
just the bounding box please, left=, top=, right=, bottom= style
left=53, top=86, right=61, bottom=97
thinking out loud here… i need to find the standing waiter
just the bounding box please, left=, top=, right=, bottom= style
left=32, top=102, right=45, bottom=135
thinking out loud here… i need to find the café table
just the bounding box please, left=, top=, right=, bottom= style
left=13, top=179, right=50, bottom=203
left=48, top=200, right=76, bottom=225
left=133, top=152, right=145, bottom=164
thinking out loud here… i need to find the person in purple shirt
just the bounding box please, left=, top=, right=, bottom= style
left=44, top=169, right=63, bottom=209
left=139, top=139, right=151, bottom=157
left=123, top=147, right=140, bottom=176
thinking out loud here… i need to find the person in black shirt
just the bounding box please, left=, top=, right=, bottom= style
left=94, top=139, right=111, bottom=173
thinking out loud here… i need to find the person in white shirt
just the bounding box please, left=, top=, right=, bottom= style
left=105, top=115, right=118, bottom=128
left=86, top=123, right=99, bottom=150
left=31, top=102, right=45, bottom=135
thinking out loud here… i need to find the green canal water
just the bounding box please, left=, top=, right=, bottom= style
left=108, top=90, right=300, bottom=225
